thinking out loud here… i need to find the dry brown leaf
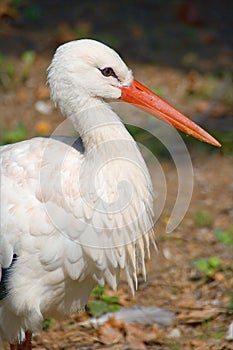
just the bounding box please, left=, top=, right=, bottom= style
left=195, top=100, right=209, bottom=113
left=98, top=318, right=125, bottom=345
left=0, top=0, right=18, bottom=19
left=115, top=287, right=131, bottom=306
left=36, top=86, right=50, bottom=100
left=188, top=339, right=210, bottom=350
left=124, top=324, right=147, bottom=349
left=53, top=22, right=77, bottom=45
left=176, top=298, right=197, bottom=309
left=16, top=88, right=29, bottom=103
left=177, top=308, right=220, bottom=323
left=143, top=324, right=162, bottom=343
left=35, top=120, right=52, bottom=135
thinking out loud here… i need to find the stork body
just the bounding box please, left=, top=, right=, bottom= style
left=0, top=39, right=220, bottom=349
left=0, top=114, right=153, bottom=342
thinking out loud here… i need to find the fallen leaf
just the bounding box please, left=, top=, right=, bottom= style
left=176, top=298, right=197, bottom=309
left=177, top=308, right=220, bottom=324
left=53, top=22, right=77, bottom=45
left=214, top=271, right=225, bottom=282
left=195, top=100, right=209, bottom=113
left=98, top=318, right=124, bottom=345
left=188, top=339, right=210, bottom=350
left=36, top=86, right=50, bottom=100
left=0, top=0, right=18, bottom=19
left=16, top=88, right=29, bottom=103
left=35, top=120, right=52, bottom=135
left=125, top=323, right=147, bottom=349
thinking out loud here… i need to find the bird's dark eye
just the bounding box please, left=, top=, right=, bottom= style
left=100, top=67, right=117, bottom=78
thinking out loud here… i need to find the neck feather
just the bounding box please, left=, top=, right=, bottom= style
left=69, top=99, right=134, bottom=150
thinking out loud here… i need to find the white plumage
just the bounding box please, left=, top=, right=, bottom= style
left=0, top=40, right=155, bottom=346
left=0, top=39, right=219, bottom=348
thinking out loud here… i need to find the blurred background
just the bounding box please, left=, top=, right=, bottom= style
left=0, top=0, right=232, bottom=146
left=0, top=1, right=232, bottom=349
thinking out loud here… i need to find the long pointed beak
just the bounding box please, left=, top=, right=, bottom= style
left=120, top=79, right=221, bottom=147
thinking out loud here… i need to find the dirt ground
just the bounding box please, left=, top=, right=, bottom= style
left=0, top=1, right=233, bottom=349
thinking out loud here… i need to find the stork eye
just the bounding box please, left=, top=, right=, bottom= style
left=100, top=67, right=117, bottom=78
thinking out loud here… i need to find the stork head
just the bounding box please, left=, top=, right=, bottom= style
left=48, top=39, right=220, bottom=147
left=47, top=39, right=133, bottom=107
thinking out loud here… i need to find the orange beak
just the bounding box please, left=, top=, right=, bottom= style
left=120, top=79, right=221, bottom=147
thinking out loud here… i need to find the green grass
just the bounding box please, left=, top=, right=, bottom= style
left=213, top=226, right=233, bottom=246
left=11, top=0, right=23, bottom=9
left=166, top=342, right=181, bottom=350
left=193, top=256, right=221, bottom=277
left=42, top=318, right=54, bottom=331
left=199, top=321, right=225, bottom=341
left=227, top=292, right=233, bottom=313
left=193, top=255, right=233, bottom=283
left=94, top=33, right=121, bottom=50
left=87, top=286, right=120, bottom=317
left=21, top=51, right=36, bottom=81
left=0, top=122, right=27, bottom=145
left=126, top=124, right=171, bottom=159
left=23, top=4, right=42, bottom=20
left=211, top=131, right=233, bottom=155
left=194, top=210, right=214, bottom=228
left=0, top=51, right=35, bottom=90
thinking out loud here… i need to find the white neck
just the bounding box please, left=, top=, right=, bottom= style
left=69, top=99, right=134, bottom=151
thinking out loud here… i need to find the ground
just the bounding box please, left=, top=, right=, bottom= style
left=0, top=1, right=232, bottom=349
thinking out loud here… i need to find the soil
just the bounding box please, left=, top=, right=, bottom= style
left=0, top=1, right=232, bottom=349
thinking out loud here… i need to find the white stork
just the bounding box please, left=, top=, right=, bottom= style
left=0, top=39, right=220, bottom=349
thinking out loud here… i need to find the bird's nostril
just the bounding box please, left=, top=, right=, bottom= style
left=135, top=86, right=144, bottom=92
